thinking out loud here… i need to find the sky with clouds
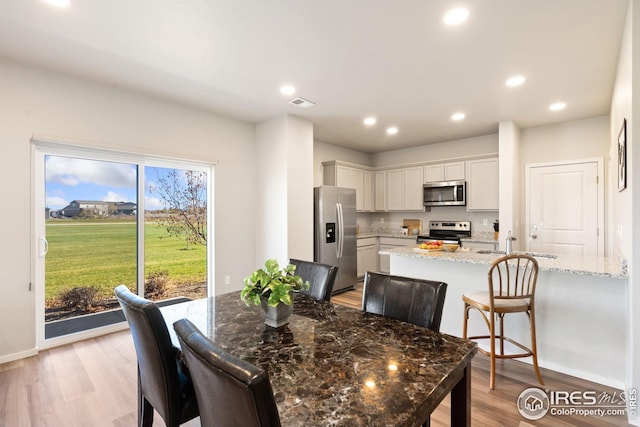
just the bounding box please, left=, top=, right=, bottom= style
left=45, top=156, right=188, bottom=211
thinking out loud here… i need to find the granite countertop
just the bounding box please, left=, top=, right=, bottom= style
left=358, top=231, right=498, bottom=243
left=161, top=292, right=477, bottom=426
left=379, top=245, right=628, bottom=279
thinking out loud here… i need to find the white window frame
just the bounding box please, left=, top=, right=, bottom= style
left=32, top=139, right=215, bottom=349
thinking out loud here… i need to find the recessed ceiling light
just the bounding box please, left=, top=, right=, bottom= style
left=43, top=0, right=70, bottom=7
left=443, top=7, right=469, bottom=26
left=549, top=102, right=566, bottom=111
left=280, top=85, right=296, bottom=96
left=451, top=112, right=466, bottom=121
left=386, top=127, right=398, bottom=135
left=506, top=75, right=526, bottom=87
left=363, top=117, right=377, bottom=126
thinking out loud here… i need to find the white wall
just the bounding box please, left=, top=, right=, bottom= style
left=256, top=116, right=288, bottom=266
left=371, top=133, right=498, bottom=167
left=520, top=115, right=610, bottom=164
left=0, top=59, right=258, bottom=361
left=313, top=140, right=371, bottom=187
left=286, top=116, right=314, bottom=261
left=256, top=115, right=314, bottom=266
left=498, top=121, right=521, bottom=250
left=609, top=2, right=637, bottom=425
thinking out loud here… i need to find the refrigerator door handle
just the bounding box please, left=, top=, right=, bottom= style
left=336, top=202, right=344, bottom=258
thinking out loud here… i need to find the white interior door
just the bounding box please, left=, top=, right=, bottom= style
left=525, top=160, right=603, bottom=256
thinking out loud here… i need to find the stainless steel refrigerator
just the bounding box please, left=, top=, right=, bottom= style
left=314, top=186, right=357, bottom=294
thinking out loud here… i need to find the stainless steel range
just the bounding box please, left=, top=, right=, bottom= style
left=416, top=221, right=471, bottom=245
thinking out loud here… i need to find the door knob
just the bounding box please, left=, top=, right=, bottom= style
left=530, top=234, right=538, bottom=239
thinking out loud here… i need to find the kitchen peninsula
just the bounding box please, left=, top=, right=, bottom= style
left=380, top=246, right=628, bottom=388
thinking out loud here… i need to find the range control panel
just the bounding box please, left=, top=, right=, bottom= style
left=428, top=221, right=471, bottom=232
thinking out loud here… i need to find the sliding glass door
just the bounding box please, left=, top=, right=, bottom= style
left=33, top=142, right=212, bottom=345
left=143, top=166, right=208, bottom=302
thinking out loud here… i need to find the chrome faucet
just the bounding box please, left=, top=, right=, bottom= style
left=505, top=231, right=516, bottom=255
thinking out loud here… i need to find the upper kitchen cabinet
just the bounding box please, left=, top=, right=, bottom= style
left=423, top=161, right=465, bottom=183
left=374, top=171, right=386, bottom=211
left=323, top=161, right=373, bottom=212
left=386, top=166, right=424, bottom=211
left=363, top=170, right=374, bottom=212
left=466, top=157, right=499, bottom=211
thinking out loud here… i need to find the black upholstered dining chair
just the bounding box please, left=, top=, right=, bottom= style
left=114, top=285, right=199, bottom=427
left=173, top=318, right=282, bottom=427
left=362, top=272, right=448, bottom=332
left=289, top=258, right=338, bottom=301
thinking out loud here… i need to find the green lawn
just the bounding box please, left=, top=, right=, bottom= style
left=45, top=220, right=206, bottom=301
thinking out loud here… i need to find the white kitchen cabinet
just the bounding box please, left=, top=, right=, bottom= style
left=386, top=169, right=405, bottom=210
left=324, top=163, right=366, bottom=211
left=357, top=237, right=378, bottom=278
left=362, top=170, right=374, bottom=212
left=386, top=167, right=424, bottom=211
left=378, top=237, right=413, bottom=273
left=404, top=166, right=424, bottom=210
left=336, top=166, right=364, bottom=210
left=466, top=157, right=499, bottom=211
left=424, top=162, right=465, bottom=183
left=374, top=171, right=386, bottom=211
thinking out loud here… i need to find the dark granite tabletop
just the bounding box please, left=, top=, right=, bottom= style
left=160, top=291, right=477, bottom=427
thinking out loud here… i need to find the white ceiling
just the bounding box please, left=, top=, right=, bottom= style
left=0, top=0, right=629, bottom=153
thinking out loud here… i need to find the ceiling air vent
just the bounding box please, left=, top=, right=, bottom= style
left=288, top=97, right=316, bottom=108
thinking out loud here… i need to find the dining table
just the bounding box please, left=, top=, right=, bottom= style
left=159, top=291, right=477, bottom=427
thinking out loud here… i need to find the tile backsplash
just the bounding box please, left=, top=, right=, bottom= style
left=357, top=207, right=498, bottom=238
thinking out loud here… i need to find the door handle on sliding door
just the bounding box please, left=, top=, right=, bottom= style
left=39, top=237, right=49, bottom=258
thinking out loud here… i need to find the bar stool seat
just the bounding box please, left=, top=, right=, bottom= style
left=463, top=291, right=530, bottom=311
left=462, top=254, right=544, bottom=390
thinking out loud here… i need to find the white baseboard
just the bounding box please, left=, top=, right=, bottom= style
left=0, top=348, right=39, bottom=365
left=475, top=341, right=625, bottom=389
left=537, top=357, right=624, bottom=390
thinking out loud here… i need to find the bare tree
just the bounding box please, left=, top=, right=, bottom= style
left=149, top=169, right=207, bottom=248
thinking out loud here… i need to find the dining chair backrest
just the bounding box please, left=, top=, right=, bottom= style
left=173, top=318, right=282, bottom=427
left=289, top=258, right=338, bottom=301
left=362, top=272, right=448, bottom=332
left=115, top=285, right=198, bottom=427
left=488, top=254, right=539, bottom=301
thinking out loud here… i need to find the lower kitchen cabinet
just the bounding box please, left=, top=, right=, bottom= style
left=357, top=237, right=378, bottom=279
left=461, top=240, right=498, bottom=251
left=378, top=237, right=413, bottom=274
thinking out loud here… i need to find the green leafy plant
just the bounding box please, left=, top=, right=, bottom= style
left=241, top=259, right=309, bottom=307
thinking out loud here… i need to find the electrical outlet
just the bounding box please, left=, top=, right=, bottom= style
left=482, top=219, right=488, bottom=226
left=224, top=275, right=231, bottom=285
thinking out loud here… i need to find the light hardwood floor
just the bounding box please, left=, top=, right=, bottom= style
left=0, top=285, right=632, bottom=426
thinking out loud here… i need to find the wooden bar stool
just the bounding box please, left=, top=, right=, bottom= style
left=462, top=254, right=544, bottom=389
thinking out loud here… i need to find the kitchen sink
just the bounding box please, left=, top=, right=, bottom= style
left=475, top=249, right=557, bottom=259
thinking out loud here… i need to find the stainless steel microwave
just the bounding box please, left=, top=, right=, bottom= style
left=423, top=180, right=466, bottom=207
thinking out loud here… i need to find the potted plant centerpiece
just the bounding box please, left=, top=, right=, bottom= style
left=241, top=259, right=309, bottom=328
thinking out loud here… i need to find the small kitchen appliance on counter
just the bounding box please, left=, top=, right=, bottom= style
left=416, top=221, right=471, bottom=245
left=403, top=219, right=422, bottom=235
